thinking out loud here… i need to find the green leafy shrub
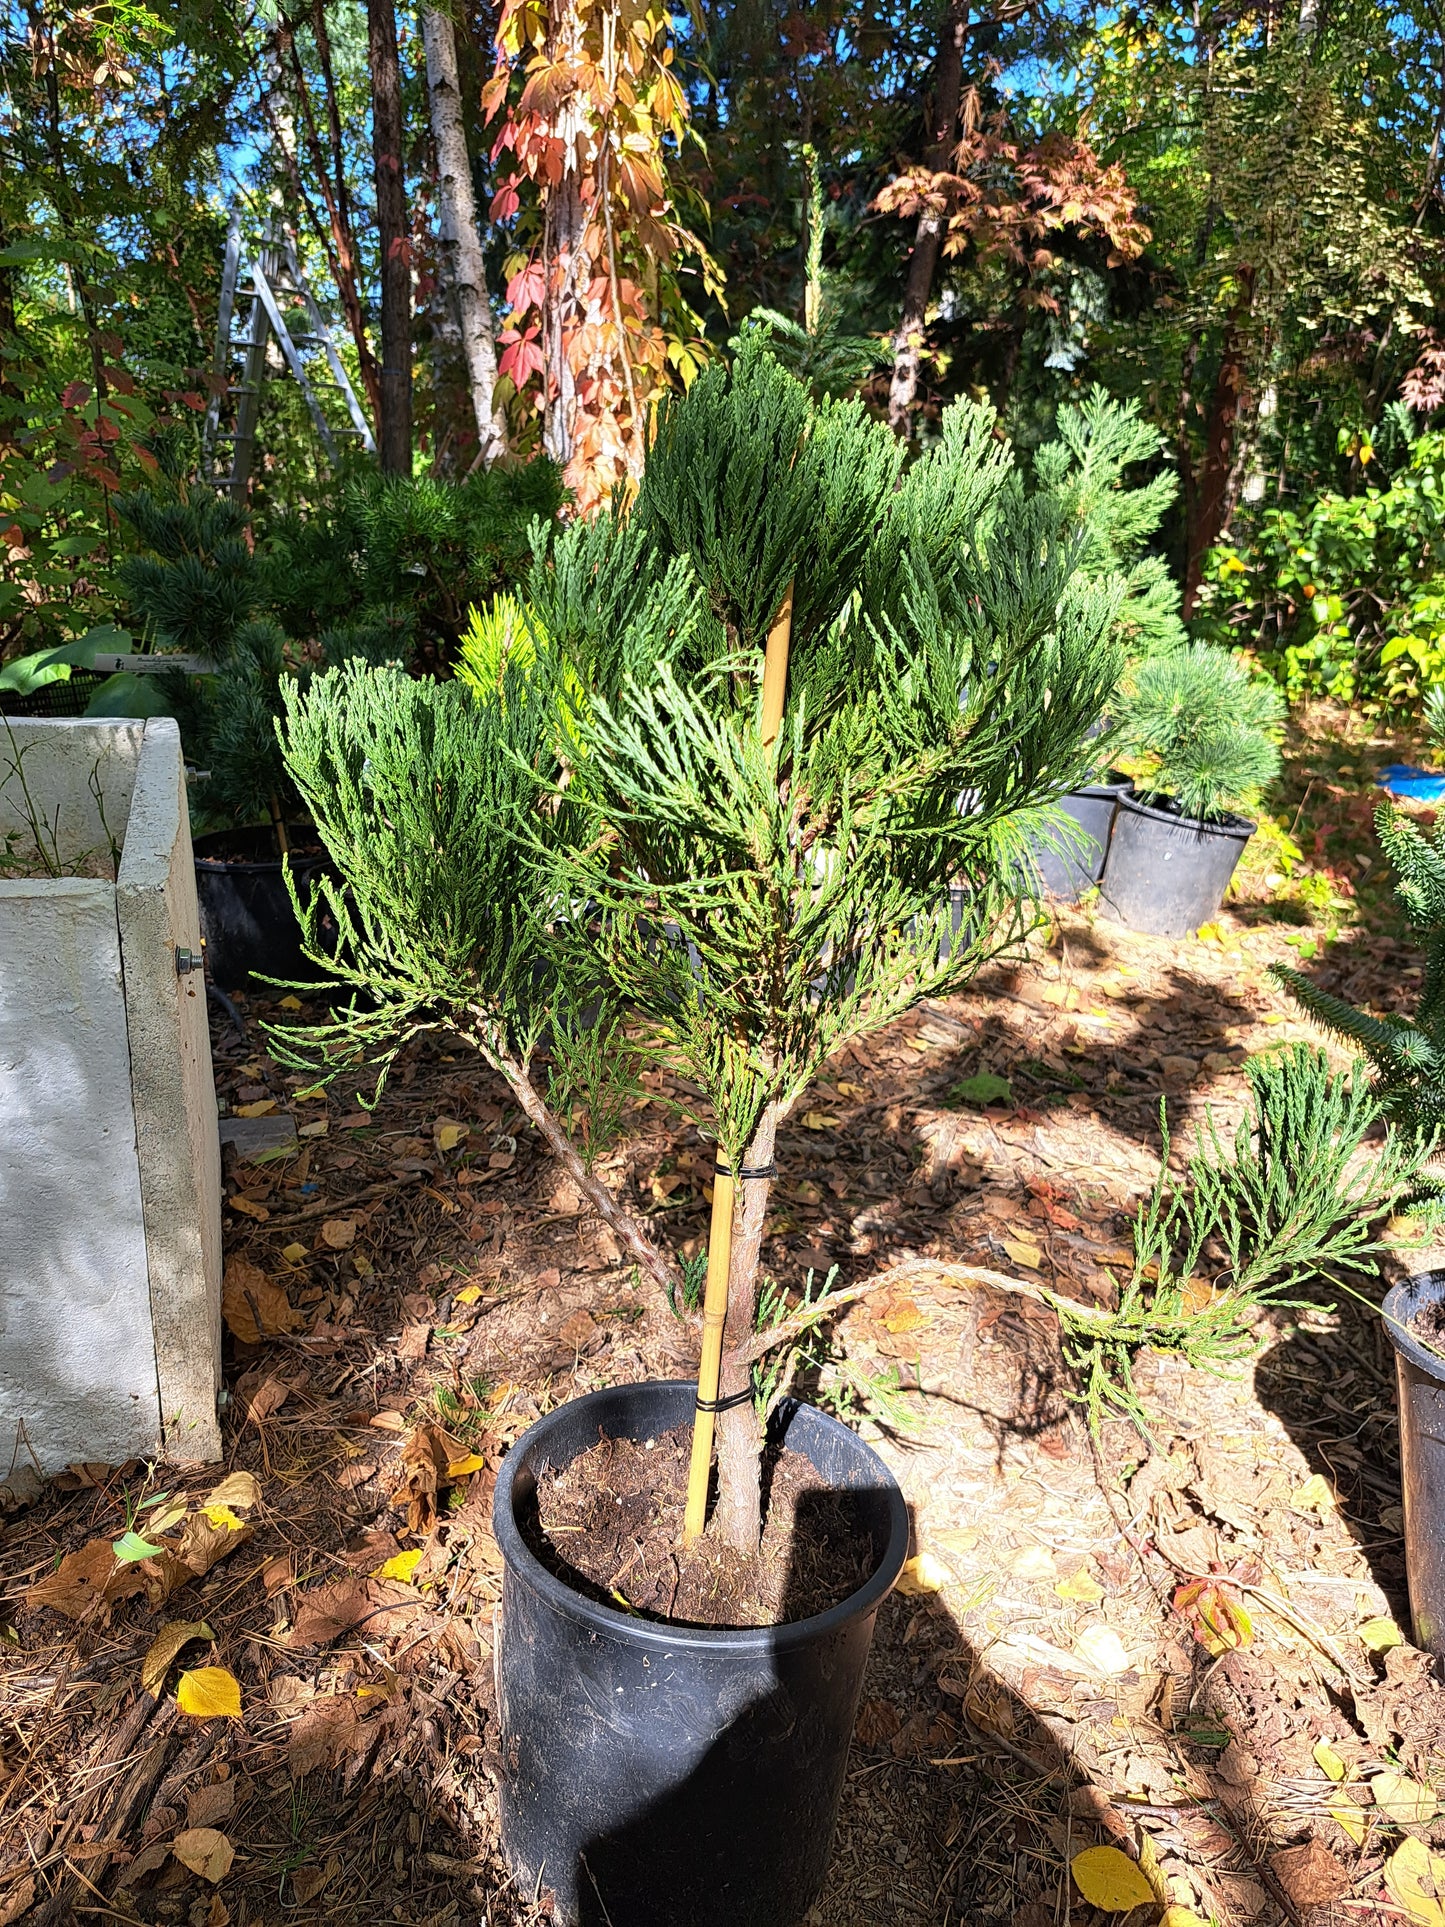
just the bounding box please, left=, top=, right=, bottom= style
left=1113, top=640, right=1285, bottom=821
left=1196, top=414, right=1445, bottom=710
left=1274, top=802, right=1445, bottom=1139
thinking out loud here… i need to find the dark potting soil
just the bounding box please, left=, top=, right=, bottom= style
left=525, top=1424, right=876, bottom=1629
left=1410, top=1295, right=1445, bottom=1349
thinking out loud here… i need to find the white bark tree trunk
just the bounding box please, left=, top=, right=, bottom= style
left=421, top=5, right=506, bottom=466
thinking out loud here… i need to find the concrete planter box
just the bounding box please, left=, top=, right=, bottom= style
left=0, top=718, right=222, bottom=1470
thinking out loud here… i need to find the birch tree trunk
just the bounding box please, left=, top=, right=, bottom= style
left=421, top=4, right=506, bottom=465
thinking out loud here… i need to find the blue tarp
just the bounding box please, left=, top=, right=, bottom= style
left=1375, top=764, right=1445, bottom=800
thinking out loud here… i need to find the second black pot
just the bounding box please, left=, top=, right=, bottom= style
left=1383, top=1275, right=1445, bottom=1657
left=1026, top=776, right=1132, bottom=903
left=492, top=1381, right=909, bottom=1927
left=1099, top=790, right=1255, bottom=938
left=193, top=827, right=334, bottom=991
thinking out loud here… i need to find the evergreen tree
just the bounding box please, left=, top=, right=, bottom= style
left=1275, top=803, right=1445, bottom=1141
left=1113, top=640, right=1285, bottom=821
left=277, top=338, right=1129, bottom=1551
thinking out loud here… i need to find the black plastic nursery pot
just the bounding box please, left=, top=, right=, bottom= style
left=492, top=1380, right=910, bottom=1927
left=193, top=826, right=334, bottom=991
left=1026, top=775, right=1132, bottom=903
left=1383, top=1275, right=1445, bottom=1657
left=1099, top=790, right=1255, bottom=939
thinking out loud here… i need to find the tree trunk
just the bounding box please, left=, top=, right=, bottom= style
left=887, top=0, right=969, bottom=436
left=713, top=1104, right=781, bottom=1552
left=1183, top=269, right=1255, bottom=613
left=367, top=0, right=413, bottom=474
left=421, top=4, right=506, bottom=466
left=542, top=169, right=586, bottom=468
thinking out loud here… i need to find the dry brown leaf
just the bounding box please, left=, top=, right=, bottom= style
left=175, top=1509, right=253, bottom=1578
left=141, top=1620, right=213, bottom=1697
left=204, top=1470, right=261, bottom=1512
left=204, top=1896, right=230, bottom=1927
left=0, top=1877, right=34, bottom=1926
left=291, top=1857, right=341, bottom=1904
left=261, top=1553, right=294, bottom=1596
left=320, top=1218, right=357, bottom=1249
left=287, top=1694, right=362, bottom=1776
left=186, top=1781, right=236, bottom=1831
left=228, top=1194, right=270, bottom=1221
left=558, top=1310, right=599, bottom=1352
left=27, top=1538, right=143, bottom=1622
left=392, top=1423, right=454, bottom=1533
left=397, top=1323, right=431, bottom=1363
left=172, top=1826, right=234, bottom=1882
left=882, top=1299, right=928, bottom=1334
left=288, top=1576, right=422, bottom=1648
left=221, top=1258, right=305, bottom=1344
left=234, top=1369, right=289, bottom=1422
left=1269, top=1840, right=1350, bottom=1909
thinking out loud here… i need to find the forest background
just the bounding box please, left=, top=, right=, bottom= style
left=4, top=0, right=1445, bottom=717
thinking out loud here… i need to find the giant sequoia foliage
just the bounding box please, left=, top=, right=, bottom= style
left=275, top=341, right=1157, bottom=1547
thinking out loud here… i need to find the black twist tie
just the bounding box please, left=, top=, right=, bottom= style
left=713, top=1159, right=778, bottom=1181
left=694, top=1386, right=754, bottom=1414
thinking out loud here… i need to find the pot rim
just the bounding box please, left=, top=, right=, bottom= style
left=493, top=1379, right=910, bottom=1656
left=193, top=827, right=326, bottom=874
left=1068, top=772, right=1133, bottom=801
left=1382, top=1273, right=1445, bottom=1384
left=1116, top=789, right=1256, bottom=840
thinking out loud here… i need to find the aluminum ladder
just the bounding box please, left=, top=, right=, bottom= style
left=201, top=212, right=376, bottom=492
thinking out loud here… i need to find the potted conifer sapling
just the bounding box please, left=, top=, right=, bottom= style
left=275, top=340, right=1125, bottom=1927
left=1101, top=640, right=1285, bottom=936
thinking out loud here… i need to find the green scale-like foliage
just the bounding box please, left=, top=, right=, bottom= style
left=1275, top=803, right=1445, bottom=1140
left=276, top=337, right=1148, bottom=1190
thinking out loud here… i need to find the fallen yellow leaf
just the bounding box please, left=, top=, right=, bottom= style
left=176, top=1666, right=242, bottom=1720
left=1331, top=1798, right=1367, bottom=1844
left=1374, top=1770, right=1438, bottom=1826
left=278, top=995, right=303, bottom=1012
left=1195, top=921, right=1227, bottom=944
left=234, top=1099, right=276, bottom=1118
left=1358, top=1615, right=1404, bottom=1653
left=1160, top=1911, right=1211, bottom=1927
left=298, top=1119, right=328, bottom=1138
left=1074, top=1624, right=1131, bottom=1676
left=801, top=1112, right=842, bottom=1130
left=203, top=1504, right=246, bottom=1532
left=1055, top=1567, right=1105, bottom=1604
left=446, top=1453, right=487, bottom=1478
left=435, top=1120, right=468, bottom=1152
left=454, top=1285, right=483, bottom=1305
left=895, top=1553, right=951, bottom=1595
left=1385, top=1836, right=1445, bottom=1927
left=1313, top=1739, right=1348, bottom=1782
left=141, top=1621, right=213, bottom=1698
left=1002, top=1237, right=1043, bottom=1271
left=172, top=1827, right=234, bottom=1883
left=1070, top=1845, right=1155, bottom=1912
left=1292, top=1472, right=1336, bottom=1514
left=882, top=1300, right=928, bottom=1335
left=280, top=1242, right=308, bottom=1265
left=373, top=1548, right=424, bottom=1584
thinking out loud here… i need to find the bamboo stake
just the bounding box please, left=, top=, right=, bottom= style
left=759, top=582, right=794, bottom=754
left=682, top=584, right=796, bottom=1545
left=682, top=1167, right=734, bottom=1544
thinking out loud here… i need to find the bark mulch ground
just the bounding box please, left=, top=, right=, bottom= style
left=0, top=698, right=1441, bottom=1926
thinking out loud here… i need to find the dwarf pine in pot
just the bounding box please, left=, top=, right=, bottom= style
left=274, top=336, right=1125, bottom=1558
left=1114, top=640, right=1285, bottom=824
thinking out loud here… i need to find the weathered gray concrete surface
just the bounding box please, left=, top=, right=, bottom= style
left=0, top=878, right=163, bottom=1468
left=0, top=717, right=143, bottom=869
left=118, top=719, right=222, bottom=1462
left=0, top=718, right=222, bottom=1470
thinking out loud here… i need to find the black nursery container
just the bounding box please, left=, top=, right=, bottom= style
left=1027, top=775, right=1132, bottom=903
left=193, top=827, right=333, bottom=990
left=1383, top=1275, right=1445, bottom=1657
left=1099, top=790, right=1254, bottom=938
left=492, top=1381, right=909, bottom=1927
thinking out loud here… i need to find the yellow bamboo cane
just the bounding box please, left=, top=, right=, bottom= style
left=682, top=1166, right=734, bottom=1545
left=681, top=584, right=795, bottom=1546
